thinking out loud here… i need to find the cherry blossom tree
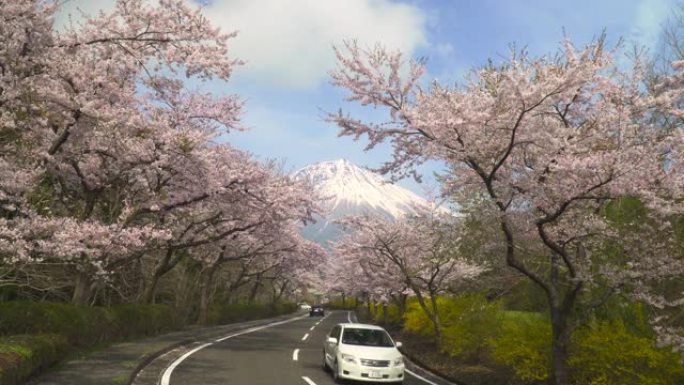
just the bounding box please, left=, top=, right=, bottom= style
left=334, top=213, right=484, bottom=341
left=2, top=0, right=240, bottom=303
left=330, top=38, right=682, bottom=384
left=1, top=0, right=324, bottom=311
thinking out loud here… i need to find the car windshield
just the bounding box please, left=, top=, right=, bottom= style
left=341, top=328, right=394, bottom=347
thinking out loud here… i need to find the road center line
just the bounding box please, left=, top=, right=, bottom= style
left=309, top=325, right=315, bottom=331
left=301, top=333, right=309, bottom=341
left=405, top=368, right=440, bottom=385
left=302, top=376, right=317, bottom=385
left=292, top=348, right=299, bottom=361
left=160, top=314, right=306, bottom=385
left=347, top=311, right=352, bottom=323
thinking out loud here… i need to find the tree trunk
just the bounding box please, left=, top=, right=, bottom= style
left=197, top=265, right=218, bottom=325
left=428, top=294, right=442, bottom=340
left=141, top=249, right=175, bottom=304
left=381, top=302, right=388, bottom=325
left=365, top=292, right=371, bottom=315
left=275, top=281, right=288, bottom=302
left=72, top=271, right=93, bottom=305
left=545, top=254, right=581, bottom=385
left=248, top=273, right=262, bottom=304
left=141, top=274, right=160, bottom=304
left=412, top=289, right=442, bottom=341
left=549, top=304, right=572, bottom=385
left=398, top=293, right=407, bottom=317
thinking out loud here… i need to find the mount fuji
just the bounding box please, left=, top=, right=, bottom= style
left=294, top=159, right=439, bottom=245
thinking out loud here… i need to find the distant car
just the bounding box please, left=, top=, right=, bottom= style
left=323, top=323, right=404, bottom=384
left=309, top=305, right=325, bottom=317
left=299, top=303, right=312, bottom=311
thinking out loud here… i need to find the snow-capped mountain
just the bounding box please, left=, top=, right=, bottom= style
left=294, top=159, right=438, bottom=245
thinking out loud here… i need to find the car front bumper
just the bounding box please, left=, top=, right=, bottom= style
left=337, top=360, right=404, bottom=382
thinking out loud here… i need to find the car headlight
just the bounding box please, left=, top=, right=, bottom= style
left=340, top=353, right=357, bottom=364
left=393, top=356, right=404, bottom=366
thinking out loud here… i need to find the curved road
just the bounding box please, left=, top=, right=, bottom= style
left=162, top=310, right=443, bottom=385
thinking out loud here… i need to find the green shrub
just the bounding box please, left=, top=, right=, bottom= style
left=591, top=300, right=652, bottom=336
left=403, top=297, right=436, bottom=337
left=109, top=304, right=180, bottom=339
left=0, top=301, right=112, bottom=346
left=439, top=294, right=504, bottom=361
left=0, top=301, right=181, bottom=346
left=502, top=279, right=548, bottom=312
left=395, top=292, right=684, bottom=385
left=488, top=311, right=550, bottom=383
left=403, top=295, right=504, bottom=361
left=372, top=303, right=402, bottom=327
left=207, top=302, right=296, bottom=325
left=272, top=302, right=297, bottom=316
left=327, top=298, right=357, bottom=309
left=570, top=320, right=684, bottom=385
left=0, top=334, right=69, bottom=385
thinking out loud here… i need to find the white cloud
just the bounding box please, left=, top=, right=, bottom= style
left=204, top=0, right=427, bottom=89
left=433, top=42, right=454, bottom=57
left=52, top=0, right=427, bottom=89
left=53, top=0, right=117, bottom=31
left=630, top=0, right=671, bottom=49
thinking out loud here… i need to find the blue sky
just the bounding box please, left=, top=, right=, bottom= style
left=56, top=0, right=677, bottom=196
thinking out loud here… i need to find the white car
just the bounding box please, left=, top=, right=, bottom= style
left=323, top=323, right=404, bottom=384
left=299, top=303, right=312, bottom=310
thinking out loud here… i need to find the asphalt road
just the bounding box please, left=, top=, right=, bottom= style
left=164, top=310, right=442, bottom=385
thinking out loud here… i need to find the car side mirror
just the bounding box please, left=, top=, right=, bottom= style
left=327, top=337, right=338, bottom=344
left=395, top=341, right=403, bottom=348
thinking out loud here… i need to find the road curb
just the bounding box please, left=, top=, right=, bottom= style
left=400, top=350, right=467, bottom=385
left=125, top=338, right=188, bottom=385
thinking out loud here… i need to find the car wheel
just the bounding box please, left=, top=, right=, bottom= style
left=322, top=351, right=330, bottom=372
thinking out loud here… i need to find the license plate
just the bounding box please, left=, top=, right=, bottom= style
left=369, top=371, right=382, bottom=379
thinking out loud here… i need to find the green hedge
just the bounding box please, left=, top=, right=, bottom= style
left=327, top=298, right=357, bottom=309
left=0, top=301, right=180, bottom=346
left=108, top=304, right=181, bottom=339
left=0, top=301, right=181, bottom=385
left=0, top=334, right=69, bottom=385
left=207, top=302, right=297, bottom=324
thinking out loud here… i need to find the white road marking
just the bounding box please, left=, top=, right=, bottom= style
left=292, top=348, right=299, bottom=361
left=309, top=325, right=315, bottom=331
left=347, top=311, right=352, bottom=323
left=406, top=368, right=440, bottom=385
left=301, top=333, right=309, bottom=341
left=160, top=315, right=306, bottom=385
left=159, top=342, right=212, bottom=385
left=302, top=376, right=317, bottom=385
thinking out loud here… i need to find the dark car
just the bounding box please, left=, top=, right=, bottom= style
left=309, top=305, right=324, bottom=317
